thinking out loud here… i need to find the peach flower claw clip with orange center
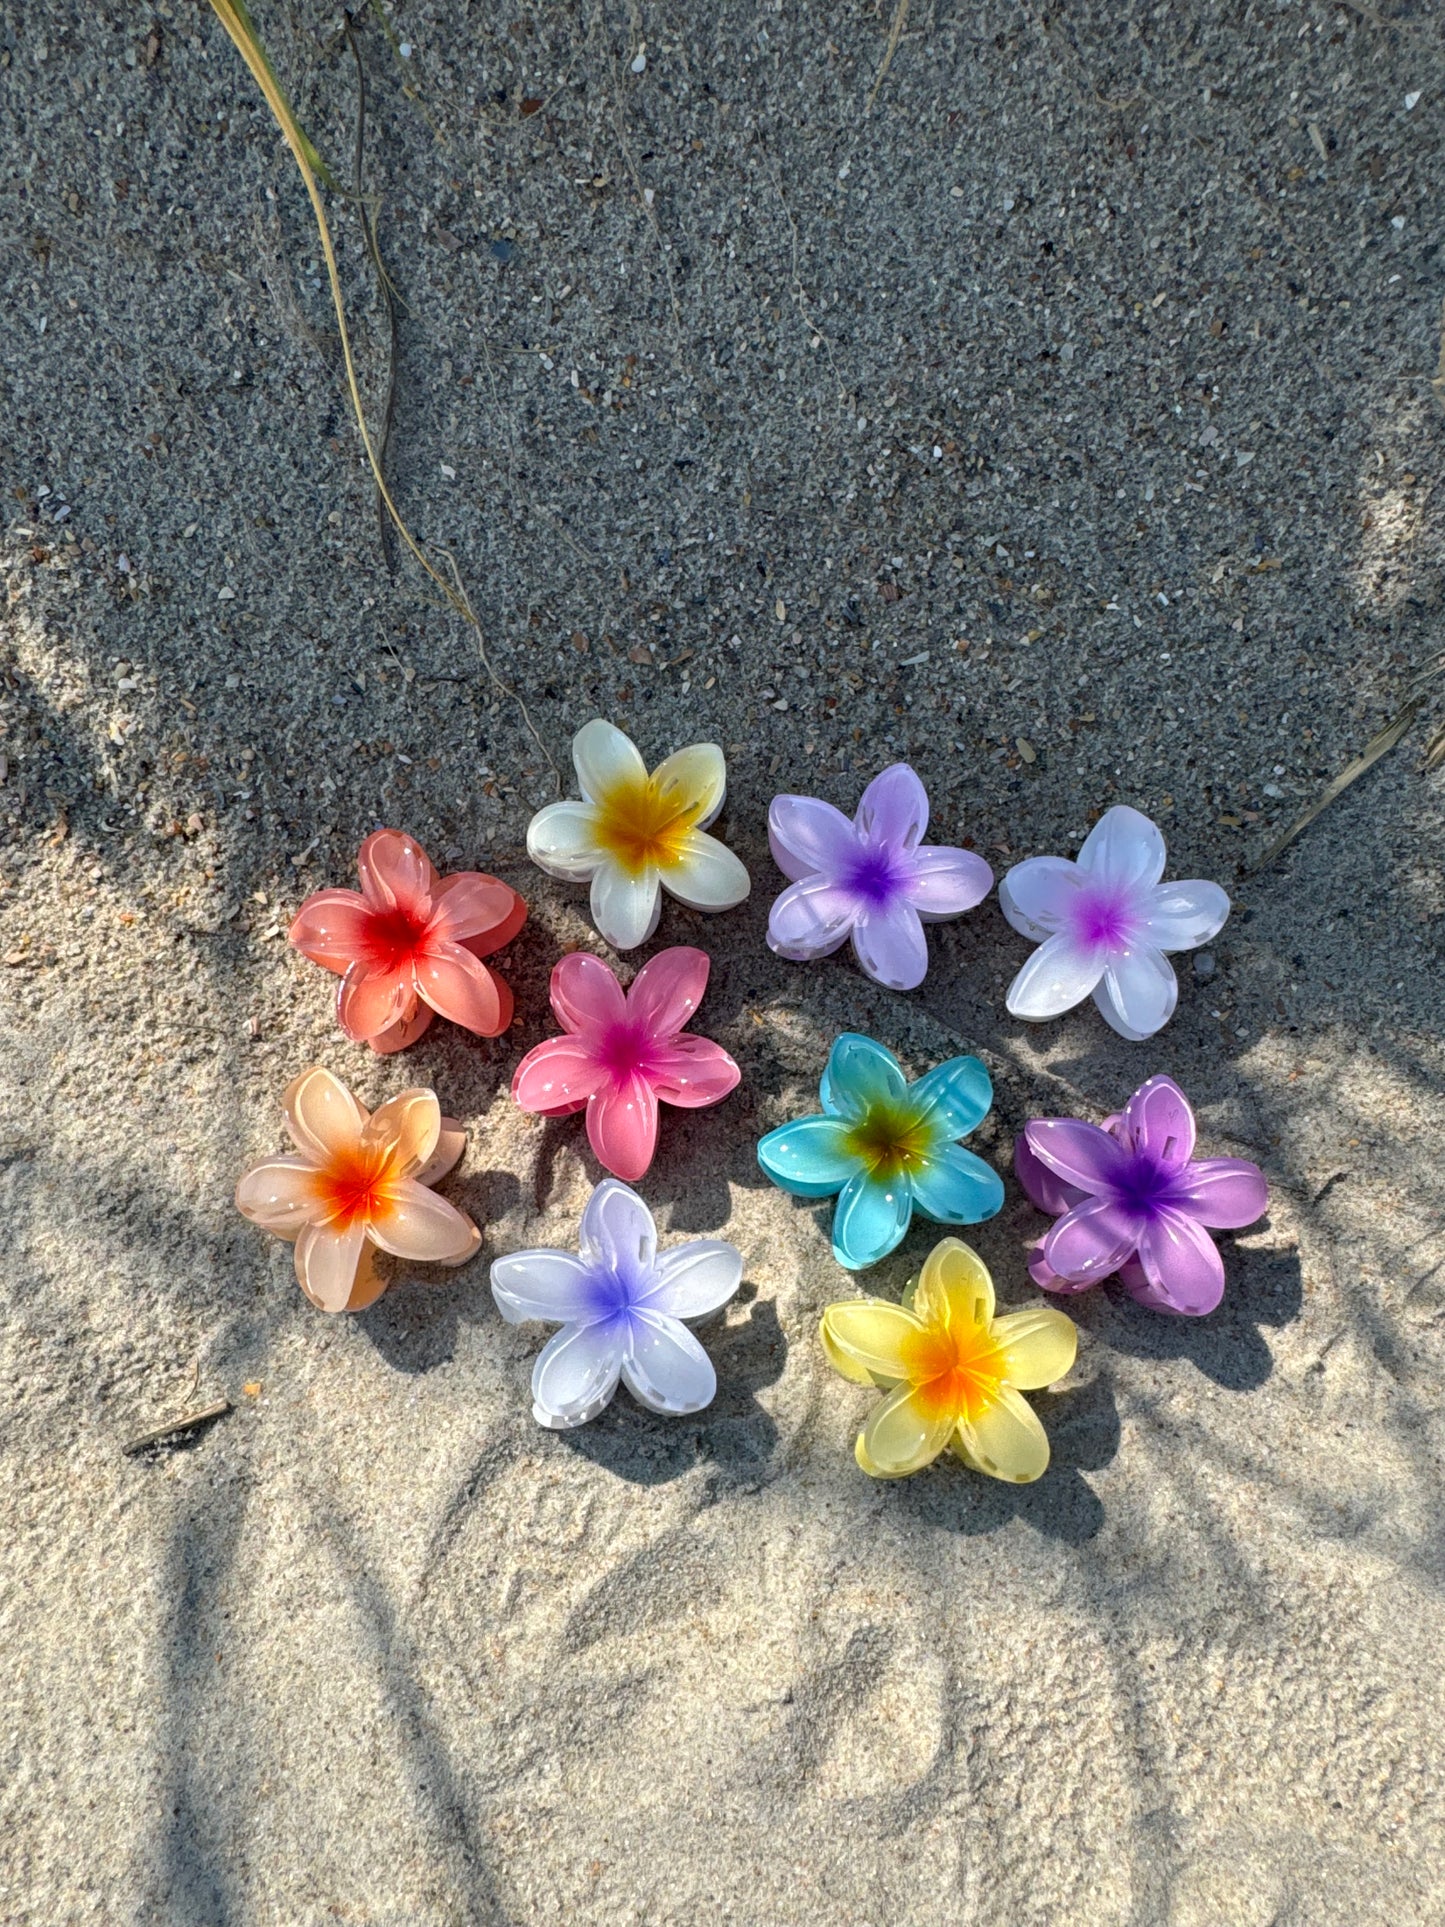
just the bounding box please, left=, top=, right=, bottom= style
left=820, top=1238, right=1077, bottom=1482
left=235, top=1067, right=480, bottom=1312
left=289, top=829, right=526, bottom=1053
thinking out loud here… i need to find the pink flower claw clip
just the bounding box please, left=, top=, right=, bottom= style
left=235, top=1066, right=480, bottom=1312
left=512, top=946, right=740, bottom=1181
left=768, top=763, right=994, bottom=991
left=1015, top=1074, right=1268, bottom=1316
left=289, top=829, right=526, bottom=1053
left=999, top=805, right=1229, bottom=1040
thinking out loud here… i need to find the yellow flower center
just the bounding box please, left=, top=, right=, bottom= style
left=309, top=1138, right=402, bottom=1231
left=592, top=773, right=701, bottom=878
left=842, top=1099, right=934, bottom=1181
left=898, top=1319, right=1005, bottom=1425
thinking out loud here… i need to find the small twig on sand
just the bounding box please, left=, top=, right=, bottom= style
left=123, top=1398, right=232, bottom=1457
left=344, top=10, right=400, bottom=574
left=865, top=0, right=909, bottom=115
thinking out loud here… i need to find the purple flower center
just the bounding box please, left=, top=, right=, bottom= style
left=844, top=844, right=910, bottom=909
left=578, top=1258, right=650, bottom=1328
left=1069, top=882, right=1143, bottom=953
left=1106, top=1151, right=1185, bottom=1222
left=592, top=1020, right=660, bottom=1084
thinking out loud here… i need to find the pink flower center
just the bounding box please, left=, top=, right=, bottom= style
left=1068, top=883, right=1142, bottom=953
left=593, top=1020, right=659, bottom=1084
left=362, top=902, right=433, bottom=972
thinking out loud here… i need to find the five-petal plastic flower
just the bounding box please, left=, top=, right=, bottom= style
left=821, top=1237, right=1077, bottom=1481
left=235, top=1066, right=480, bottom=1312
left=289, top=829, right=526, bottom=1053
left=757, top=1033, right=1004, bottom=1270
left=525, top=719, right=750, bottom=949
left=999, top=805, right=1229, bottom=1040
left=767, top=763, right=994, bottom=991
left=1015, top=1074, right=1268, bottom=1316
left=491, top=1179, right=742, bottom=1428
left=511, top=946, right=740, bottom=1182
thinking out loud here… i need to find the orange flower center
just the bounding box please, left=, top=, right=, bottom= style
left=362, top=902, right=432, bottom=972
left=898, top=1320, right=1005, bottom=1425
left=842, top=1099, right=934, bottom=1182
left=308, top=1139, right=400, bottom=1231
left=592, top=774, right=700, bottom=878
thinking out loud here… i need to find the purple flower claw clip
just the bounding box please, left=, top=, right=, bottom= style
left=767, top=764, right=994, bottom=991
left=1015, top=1074, right=1268, bottom=1316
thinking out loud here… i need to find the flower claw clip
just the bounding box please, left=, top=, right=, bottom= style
left=821, top=1238, right=1077, bottom=1481
left=512, top=946, right=740, bottom=1181
left=491, top=1179, right=743, bottom=1428
left=1016, top=1073, right=1268, bottom=1316
left=999, top=804, right=1229, bottom=1040
left=289, top=829, right=526, bottom=1052
left=525, top=718, right=750, bottom=950
left=235, top=1066, right=480, bottom=1312
left=757, top=1032, right=1004, bottom=1271
left=767, top=763, right=994, bottom=991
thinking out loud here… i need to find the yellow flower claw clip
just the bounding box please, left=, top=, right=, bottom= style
left=820, top=1237, right=1077, bottom=1482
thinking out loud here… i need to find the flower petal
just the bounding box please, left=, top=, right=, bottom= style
left=235, top=1154, right=320, bottom=1238
left=820, top=1032, right=908, bottom=1119
left=903, top=845, right=994, bottom=919
left=832, top=1168, right=914, bottom=1270
left=586, top=1076, right=660, bottom=1181
left=288, top=888, right=371, bottom=975
left=1120, top=1075, right=1196, bottom=1167
left=648, top=1035, right=740, bottom=1110
left=531, top=1322, right=623, bottom=1428
left=512, top=1036, right=603, bottom=1116
left=768, top=793, right=859, bottom=882
left=295, top=1219, right=367, bottom=1313
left=1097, top=942, right=1179, bottom=1042
left=991, top=1306, right=1078, bottom=1389
left=415, top=1118, right=466, bottom=1187
left=1141, top=878, right=1230, bottom=952
left=820, top=1298, right=921, bottom=1383
left=910, top=1055, right=993, bottom=1140
left=767, top=875, right=859, bottom=961
left=357, top=828, right=435, bottom=911
left=367, top=1178, right=478, bottom=1264
left=431, top=872, right=526, bottom=952
left=1005, top=931, right=1105, bottom=1021
left=414, top=941, right=508, bottom=1036
left=342, top=1244, right=388, bottom=1313
left=571, top=717, right=648, bottom=803
left=1136, top=1208, right=1226, bottom=1315
left=626, top=944, right=710, bottom=1038
left=590, top=862, right=662, bottom=949
left=956, top=1385, right=1051, bottom=1483
left=642, top=1240, right=743, bottom=1320
left=491, top=1248, right=596, bottom=1325
left=651, top=741, right=726, bottom=830
left=1027, top=1244, right=1094, bottom=1296
left=579, top=1178, right=657, bottom=1275
left=621, top=1311, right=717, bottom=1414
left=913, top=1237, right=995, bottom=1331
left=1174, top=1158, right=1268, bottom=1230
left=909, top=1143, right=1005, bottom=1226
left=1042, top=1195, right=1140, bottom=1283
left=1013, top=1132, right=1088, bottom=1216
left=365, top=1002, right=435, bottom=1055
left=664, top=829, right=751, bottom=912
left=856, top=1383, right=954, bottom=1478
left=855, top=763, right=929, bottom=852
left=1025, top=1118, right=1129, bottom=1192
left=283, top=1065, right=365, bottom=1162
left=337, top=961, right=410, bottom=1043
left=363, top=1087, right=441, bottom=1177
left=550, top=951, right=626, bottom=1032
left=757, top=1115, right=857, bottom=1198
left=527, top=800, right=605, bottom=881
left=852, top=901, right=929, bottom=991
left=998, top=857, right=1085, bottom=940
left=1076, top=805, right=1167, bottom=889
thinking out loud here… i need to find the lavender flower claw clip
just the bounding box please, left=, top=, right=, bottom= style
left=1016, top=1074, right=1268, bottom=1316
left=490, top=1180, right=742, bottom=1428
left=999, top=805, right=1229, bottom=1040
left=767, top=764, right=994, bottom=991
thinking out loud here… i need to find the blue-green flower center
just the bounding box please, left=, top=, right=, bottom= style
left=843, top=1099, right=934, bottom=1181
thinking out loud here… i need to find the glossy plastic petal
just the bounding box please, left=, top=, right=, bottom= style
left=235, top=1154, right=319, bottom=1237
left=526, top=800, right=605, bottom=880
left=622, top=1311, right=717, bottom=1414
left=413, top=941, right=508, bottom=1036
left=852, top=901, right=929, bottom=991
left=288, top=888, right=370, bottom=974
left=651, top=742, right=726, bottom=829
left=337, top=960, right=410, bottom=1044
left=767, top=875, right=859, bottom=960
left=1025, top=1117, right=1129, bottom=1192
left=768, top=793, right=858, bottom=881
left=820, top=1033, right=908, bottom=1118
left=532, top=1322, right=624, bottom=1428
left=904, top=845, right=994, bottom=918
left=1120, top=1075, right=1196, bottom=1167
left=586, top=1074, right=659, bottom=1182
left=1006, top=931, right=1105, bottom=1020
left=820, top=1299, right=920, bottom=1383
left=1097, top=942, right=1178, bottom=1042
left=512, top=1036, right=604, bottom=1115
left=430, top=872, right=524, bottom=946
left=283, top=1065, right=366, bottom=1162
left=832, top=1169, right=914, bottom=1270
left=1042, top=1196, right=1140, bottom=1283
left=1012, top=1131, right=1088, bottom=1217
left=756, top=1115, right=857, bottom=1198
left=357, top=828, right=434, bottom=910
left=551, top=950, right=627, bottom=1032
left=643, top=1240, right=743, bottom=1320
left=590, top=862, right=661, bottom=950
left=368, top=1179, right=478, bottom=1264
left=913, top=1236, right=995, bottom=1331
left=665, top=829, right=751, bottom=912
left=910, top=1056, right=993, bottom=1140
left=579, top=1177, right=657, bottom=1276
left=956, top=1386, right=1051, bottom=1483
left=491, top=1249, right=596, bottom=1324
left=363, top=1087, right=441, bottom=1177
left=295, top=1218, right=367, bottom=1313
left=998, top=856, right=1084, bottom=940
left=909, top=1143, right=1005, bottom=1226
left=572, top=717, right=649, bottom=803
left=1136, top=1208, right=1227, bottom=1315
left=857, top=1383, right=954, bottom=1478
left=648, top=1034, right=741, bottom=1109
left=626, top=945, right=710, bottom=1037
left=991, top=1306, right=1078, bottom=1389
left=855, top=763, right=929, bottom=852
left=1077, top=804, right=1167, bottom=889
left=366, top=1001, right=435, bottom=1056
left=1141, top=879, right=1230, bottom=952
left=1175, top=1157, right=1269, bottom=1229
left=415, top=1119, right=466, bottom=1186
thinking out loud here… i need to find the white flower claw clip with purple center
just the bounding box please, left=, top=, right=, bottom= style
left=490, top=1180, right=743, bottom=1429
left=999, top=805, right=1230, bottom=1041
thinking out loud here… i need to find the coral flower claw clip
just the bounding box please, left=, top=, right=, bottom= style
left=491, top=1179, right=742, bottom=1428
left=525, top=719, right=750, bottom=950
left=757, top=1032, right=1004, bottom=1271
left=512, top=946, right=740, bottom=1181
left=999, top=804, right=1229, bottom=1040
left=235, top=1066, right=480, bottom=1312
left=1016, top=1073, right=1268, bottom=1316
left=290, top=829, right=525, bottom=1052
left=767, top=763, right=994, bottom=991
left=821, top=1238, right=1077, bottom=1481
